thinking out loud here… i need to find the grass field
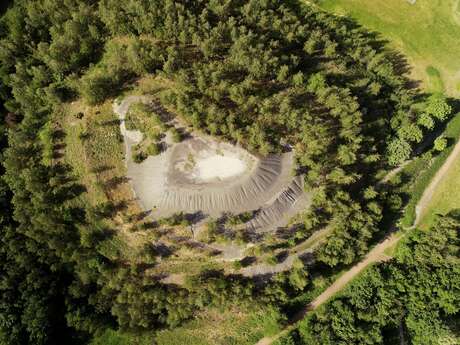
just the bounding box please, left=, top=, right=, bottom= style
left=155, top=306, right=282, bottom=345
left=318, top=0, right=460, bottom=96
left=89, top=330, right=155, bottom=345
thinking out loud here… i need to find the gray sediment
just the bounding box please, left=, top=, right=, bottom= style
left=114, top=96, right=311, bottom=233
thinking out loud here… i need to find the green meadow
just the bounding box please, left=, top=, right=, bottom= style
left=318, top=0, right=460, bottom=96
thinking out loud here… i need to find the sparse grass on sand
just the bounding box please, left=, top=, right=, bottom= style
left=318, top=0, right=460, bottom=96
left=89, top=305, right=282, bottom=345
left=155, top=305, right=283, bottom=345
left=60, top=100, right=132, bottom=208
left=58, top=99, right=155, bottom=260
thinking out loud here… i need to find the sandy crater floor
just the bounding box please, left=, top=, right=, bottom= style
left=114, top=96, right=310, bottom=231
left=167, top=136, right=256, bottom=188
left=188, top=154, right=246, bottom=181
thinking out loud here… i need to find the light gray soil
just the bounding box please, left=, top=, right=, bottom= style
left=211, top=242, right=251, bottom=261
left=246, top=175, right=310, bottom=233
left=114, top=96, right=311, bottom=232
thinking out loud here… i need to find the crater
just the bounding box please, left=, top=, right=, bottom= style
left=114, top=96, right=310, bottom=231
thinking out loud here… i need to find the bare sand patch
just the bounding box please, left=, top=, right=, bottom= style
left=114, top=96, right=311, bottom=232
left=196, top=155, right=247, bottom=181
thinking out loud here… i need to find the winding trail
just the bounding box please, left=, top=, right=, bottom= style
left=254, top=125, right=460, bottom=345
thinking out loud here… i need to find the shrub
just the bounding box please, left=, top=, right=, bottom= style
left=434, top=136, right=447, bottom=152
left=232, top=260, right=243, bottom=270
left=387, top=138, right=411, bottom=166
left=132, top=150, right=147, bottom=163
left=170, top=127, right=182, bottom=143
left=79, top=68, right=120, bottom=105
left=147, top=143, right=161, bottom=156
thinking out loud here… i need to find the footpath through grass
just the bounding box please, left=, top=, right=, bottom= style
left=318, top=0, right=460, bottom=96
left=397, top=112, right=460, bottom=228
left=418, top=115, right=460, bottom=229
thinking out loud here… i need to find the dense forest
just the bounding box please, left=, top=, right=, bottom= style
left=0, top=0, right=455, bottom=344
left=275, top=212, right=459, bottom=345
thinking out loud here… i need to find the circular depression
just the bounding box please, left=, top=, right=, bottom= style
left=166, top=137, right=257, bottom=188
left=114, top=96, right=304, bottom=220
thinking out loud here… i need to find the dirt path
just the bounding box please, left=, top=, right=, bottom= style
left=254, top=233, right=400, bottom=345
left=255, top=132, right=460, bottom=345
left=307, top=233, right=399, bottom=309
left=413, top=134, right=460, bottom=225
left=380, top=161, right=409, bottom=184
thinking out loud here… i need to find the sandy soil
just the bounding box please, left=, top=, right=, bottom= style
left=196, top=155, right=247, bottom=181
left=114, top=96, right=310, bottom=230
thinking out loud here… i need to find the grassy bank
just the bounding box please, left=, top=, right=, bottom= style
left=397, top=112, right=460, bottom=227
left=418, top=118, right=460, bottom=228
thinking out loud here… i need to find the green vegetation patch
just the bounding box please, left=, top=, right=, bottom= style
left=426, top=66, right=445, bottom=94
left=396, top=111, right=460, bottom=227
left=125, top=102, right=168, bottom=161
left=318, top=0, right=460, bottom=96
left=298, top=213, right=460, bottom=344
left=419, top=121, right=460, bottom=228
left=90, top=329, right=155, bottom=345
left=155, top=305, right=283, bottom=345
left=0, top=0, right=455, bottom=344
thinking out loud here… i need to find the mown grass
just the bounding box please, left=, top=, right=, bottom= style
left=154, top=305, right=283, bottom=345
left=318, top=0, right=460, bottom=96
left=418, top=154, right=460, bottom=228
left=426, top=66, right=445, bottom=93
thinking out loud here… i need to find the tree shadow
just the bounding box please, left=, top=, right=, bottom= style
left=99, top=119, right=120, bottom=127
left=185, top=211, right=206, bottom=225
left=103, top=176, right=130, bottom=190
left=150, top=242, right=174, bottom=257
left=240, top=256, right=257, bottom=267
left=91, top=165, right=114, bottom=174
left=54, top=183, right=87, bottom=203
left=52, top=128, right=66, bottom=140
left=150, top=100, right=175, bottom=123
left=276, top=250, right=289, bottom=263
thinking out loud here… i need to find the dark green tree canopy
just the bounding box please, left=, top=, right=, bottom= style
left=0, top=1, right=452, bottom=344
